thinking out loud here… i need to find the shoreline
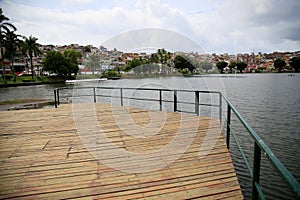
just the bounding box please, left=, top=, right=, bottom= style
left=0, top=80, right=66, bottom=88
left=1, top=72, right=297, bottom=88
left=0, top=99, right=55, bottom=111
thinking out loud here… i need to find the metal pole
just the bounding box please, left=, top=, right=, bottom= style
left=252, top=142, right=261, bottom=200
left=159, top=89, right=162, bottom=111
left=174, top=90, right=177, bottom=112
left=195, top=91, right=200, bottom=116
left=93, top=87, right=96, bottom=103
left=120, top=88, right=123, bottom=106
left=226, top=105, right=231, bottom=149
left=57, top=89, right=60, bottom=105
left=219, top=93, right=222, bottom=124
left=54, top=89, right=57, bottom=108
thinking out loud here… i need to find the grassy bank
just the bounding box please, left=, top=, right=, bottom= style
left=0, top=75, right=66, bottom=87
left=75, top=74, right=101, bottom=80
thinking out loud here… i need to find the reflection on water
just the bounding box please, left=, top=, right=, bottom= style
left=0, top=73, right=299, bottom=199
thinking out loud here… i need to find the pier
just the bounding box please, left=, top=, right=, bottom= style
left=0, top=103, right=243, bottom=199
left=1, top=86, right=299, bottom=199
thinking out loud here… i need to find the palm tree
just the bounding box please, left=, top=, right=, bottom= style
left=84, top=53, right=101, bottom=75
left=0, top=8, right=16, bottom=83
left=157, top=48, right=169, bottom=64
left=150, top=53, right=159, bottom=63
left=4, top=30, right=22, bottom=81
left=157, top=48, right=171, bottom=74
left=22, top=35, right=41, bottom=79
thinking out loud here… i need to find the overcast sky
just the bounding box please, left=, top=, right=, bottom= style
left=1, top=0, right=300, bottom=54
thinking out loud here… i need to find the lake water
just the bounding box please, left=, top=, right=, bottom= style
left=0, top=73, right=299, bottom=199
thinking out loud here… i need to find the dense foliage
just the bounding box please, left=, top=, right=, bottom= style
left=63, top=49, right=81, bottom=77
left=42, top=49, right=81, bottom=77
left=124, top=58, right=143, bottom=72
left=289, top=56, right=300, bottom=72
left=0, top=8, right=16, bottom=83
left=236, top=61, right=247, bottom=73
left=23, top=35, right=41, bottom=78
left=274, top=58, right=286, bottom=72
left=197, top=62, right=213, bottom=73
left=3, top=30, right=22, bottom=81
left=173, top=55, right=196, bottom=73
left=216, top=61, right=228, bottom=74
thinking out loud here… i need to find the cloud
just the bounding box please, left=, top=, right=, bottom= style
left=102, top=28, right=205, bottom=53
left=1, top=0, right=299, bottom=53
left=187, top=0, right=300, bottom=53
left=62, top=0, right=95, bottom=4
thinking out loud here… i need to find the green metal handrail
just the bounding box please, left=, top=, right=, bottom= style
left=54, top=86, right=300, bottom=199
left=222, top=95, right=300, bottom=199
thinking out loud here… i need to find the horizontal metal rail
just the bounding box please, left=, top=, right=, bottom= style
left=54, top=86, right=300, bottom=199
left=229, top=124, right=253, bottom=177
left=222, top=95, right=300, bottom=199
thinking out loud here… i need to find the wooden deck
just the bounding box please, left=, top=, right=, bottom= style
left=0, top=103, right=243, bottom=199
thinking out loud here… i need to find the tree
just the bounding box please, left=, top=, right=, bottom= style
left=23, top=35, right=41, bottom=79
left=43, top=50, right=81, bottom=78
left=289, top=56, right=300, bottom=72
left=236, top=61, right=247, bottom=73
left=0, top=8, right=16, bottom=83
left=198, top=62, right=213, bottom=73
left=3, top=30, right=22, bottom=81
left=173, top=55, right=195, bottom=73
left=42, top=51, right=67, bottom=76
left=63, top=49, right=81, bottom=77
left=157, top=48, right=166, bottom=64
left=83, top=46, right=91, bottom=53
left=84, top=53, right=100, bottom=75
left=228, top=62, right=236, bottom=73
left=124, top=58, right=143, bottom=72
left=216, top=61, right=228, bottom=74
left=150, top=53, right=159, bottom=63
left=274, top=58, right=286, bottom=72
left=148, top=49, right=172, bottom=74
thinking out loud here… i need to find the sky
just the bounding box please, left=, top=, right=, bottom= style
left=1, top=0, right=300, bottom=54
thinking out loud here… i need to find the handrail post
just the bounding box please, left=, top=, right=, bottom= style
left=195, top=91, right=199, bottom=116
left=252, top=142, right=261, bottom=200
left=93, top=87, right=96, bottom=103
left=226, top=104, right=231, bottom=149
left=57, top=88, right=60, bottom=106
left=219, top=92, right=222, bottom=124
left=159, top=89, right=162, bottom=111
left=54, top=89, right=57, bottom=108
left=120, top=88, right=123, bottom=106
left=174, top=90, right=177, bottom=112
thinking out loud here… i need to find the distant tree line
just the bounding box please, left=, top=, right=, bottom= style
left=289, top=57, right=300, bottom=72
left=125, top=51, right=300, bottom=75
left=215, top=57, right=300, bottom=74
left=273, top=57, right=300, bottom=72
left=124, top=49, right=216, bottom=75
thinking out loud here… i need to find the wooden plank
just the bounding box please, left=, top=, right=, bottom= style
left=0, top=103, right=243, bottom=199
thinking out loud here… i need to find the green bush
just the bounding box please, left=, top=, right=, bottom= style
left=102, top=70, right=122, bottom=78
left=4, top=74, right=14, bottom=80
left=22, top=77, right=35, bottom=82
